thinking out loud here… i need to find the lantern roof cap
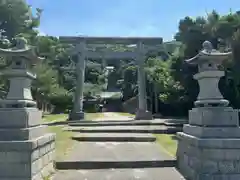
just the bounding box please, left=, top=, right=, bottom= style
left=0, top=37, right=44, bottom=63
left=185, top=41, right=232, bottom=65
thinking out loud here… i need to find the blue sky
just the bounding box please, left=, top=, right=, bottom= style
left=26, top=0, right=239, bottom=41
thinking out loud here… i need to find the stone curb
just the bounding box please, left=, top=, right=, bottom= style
left=55, top=160, right=177, bottom=170
left=68, top=122, right=184, bottom=127
left=71, top=136, right=156, bottom=142
left=65, top=128, right=182, bottom=134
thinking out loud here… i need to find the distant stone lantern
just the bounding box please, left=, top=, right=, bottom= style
left=185, top=41, right=232, bottom=107
left=0, top=37, right=43, bottom=108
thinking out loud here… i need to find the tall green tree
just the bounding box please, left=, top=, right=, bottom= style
left=0, top=0, right=41, bottom=40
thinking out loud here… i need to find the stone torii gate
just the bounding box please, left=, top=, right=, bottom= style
left=59, top=36, right=163, bottom=120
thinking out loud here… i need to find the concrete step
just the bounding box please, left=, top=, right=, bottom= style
left=64, top=125, right=182, bottom=134
left=44, top=118, right=187, bottom=127
left=71, top=133, right=156, bottom=142
left=56, top=160, right=176, bottom=169
left=68, top=121, right=184, bottom=127
left=55, top=142, right=176, bottom=170
left=44, top=119, right=133, bottom=126
left=53, top=167, right=186, bottom=180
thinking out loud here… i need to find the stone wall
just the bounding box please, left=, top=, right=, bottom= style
left=0, top=108, right=56, bottom=179
left=177, top=107, right=240, bottom=179
left=0, top=135, right=55, bottom=179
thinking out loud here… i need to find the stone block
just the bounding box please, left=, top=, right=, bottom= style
left=177, top=131, right=240, bottom=179
left=189, top=107, right=238, bottom=127
left=178, top=140, right=240, bottom=161
left=0, top=108, right=42, bottom=128
left=195, top=174, right=214, bottom=180
left=0, top=125, right=47, bottom=141
left=177, top=159, right=196, bottom=180
left=201, top=149, right=228, bottom=160
left=200, top=160, right=219, bottom=174
left=195, top=173, right=240, bottom=180
left=0, top=151, right=54, bottom=178
left=183, top=124, right=240, bottom=138
left=0, top=134, right=55, bottom=179
left=0, top=151, right=30, bottom=163
left=0, top=139, right=55, bottom=164
left=135, top=109, right=153, bottom=120
left=226, top=152, right=240, bottom=160
left=0, top=163, right=31, bottom=178
left=0, top=133, right=55, bottom=151
left=188, top=156, right=201, bottom=170
left=69, top=111, right=84, bottom=121
left=218, top=161, right=235, bottom=174
left=177, top=132, right=240, bottom=149
left=228, top=174, right=240, bottom=180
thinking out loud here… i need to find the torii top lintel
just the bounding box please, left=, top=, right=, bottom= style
left=59, top=36, right=163, bottom=45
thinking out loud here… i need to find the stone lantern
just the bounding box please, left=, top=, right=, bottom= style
left=0, top=37, right=55, bottom=180
left=176, top=41, right=240, bottom=180
left=185, top=40, right=231, bottom=107
left=0, top=37, right=42, bottom=108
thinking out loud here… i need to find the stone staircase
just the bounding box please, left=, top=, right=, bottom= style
left=53, top=118, right=186, bottom=180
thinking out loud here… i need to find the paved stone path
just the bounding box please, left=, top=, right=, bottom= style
left=93, top=112, right=134, bottom=121
left=57, top=142, right=171, bottom=162
left=53, top=113, right=185, bottom=180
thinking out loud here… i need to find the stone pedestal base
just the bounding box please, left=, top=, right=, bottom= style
left=0, top=108, right=56, bottom=180
left=0, top=134, right=55, bottom=180
left=135, top=109, right=153, bottom=120
left=68, top=111, right=85, bottom=121
left=177, top=107, right=240, bottom=180
left=177, top=133, right=240, bottom=180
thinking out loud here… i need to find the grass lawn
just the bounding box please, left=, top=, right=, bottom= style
left=155, top=134, right=178, bottom=157
left=42, top=114, right=73, bottom=160
left=115, top=112, right=135, bottom=117
left=42, top=113, right=107, bottom=160
left=42, top=113, right=68, bottom=122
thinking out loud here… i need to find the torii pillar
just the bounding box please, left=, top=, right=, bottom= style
left=69, top=41, right=86, bottom=120
left=135, top=41, right=153, bottom=120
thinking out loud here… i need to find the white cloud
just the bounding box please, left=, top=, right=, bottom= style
left=37, top=29, right=46, bottom=36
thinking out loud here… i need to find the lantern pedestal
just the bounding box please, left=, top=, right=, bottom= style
left=177, top=107, right=240, bottom=180
left=0, top=37, right=56, bottom=180
left=176, top=41, right=240, bottom=180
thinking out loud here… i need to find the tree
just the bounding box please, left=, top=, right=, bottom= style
left=172, top=10, right=240, bottom=112
left=121, top=65, right=138, bottom=101
left=0, top=0, right=41, bottom=40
